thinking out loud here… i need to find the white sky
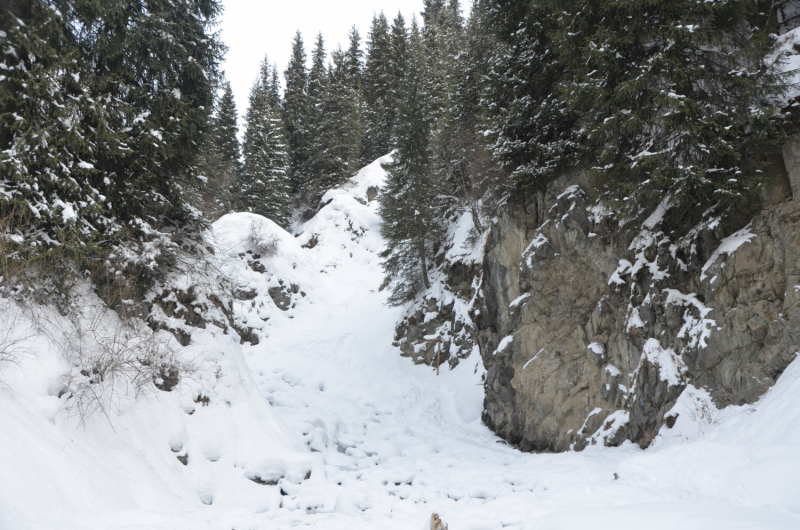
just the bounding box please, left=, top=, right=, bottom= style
left=218, top=0, right=431, bottom=119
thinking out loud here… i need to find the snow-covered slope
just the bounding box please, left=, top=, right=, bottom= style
left=2, top=155, right=800, bottom=529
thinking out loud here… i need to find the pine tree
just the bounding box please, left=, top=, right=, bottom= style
left=303, top=33, right=328, bottom=198
left=309, top=47, right=364, bottom=193
left=483, top=0, right=789, bottom=232
left=362, top=13, right=395, bottom=164
left=379, top=19, right=444, bottom=305
left=554, top=0, right=787, bottom=227
left=240, top=58, right=291, bottom=228
left=0, top=0, right=224, bottom=265
left=283, top=31, right=309, bottom=195
left=198, top=80, right=241, bottom=219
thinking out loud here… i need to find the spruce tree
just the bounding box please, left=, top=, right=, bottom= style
left=379, top=19, right=443, bottom=305
left=483, top=0, right=581, bottom=199
left=422, top=0, right=448, bottom=25
left=421, top=0, right=465, bottom=204
left=303, top=33, right=329, bottom=198
left=389, top=13, right=409, bottom=133
left=554, top=0, right=787, bottom=227
left=0, top=0, right=224, bottom=265
left=283, top=31, right=309, bottom=195
left=483, top=0, right=789, bottom=232
left=345, top=26, right=364, bottom=92
left=446, top=0, right=507, bottom=232
left=362, top=13, right=395, bottom=164
left=240, top=58, right=291, bottom=228
left=198, top=80, right=241, bottom=219
left=309, top=47, right=364, bottom=192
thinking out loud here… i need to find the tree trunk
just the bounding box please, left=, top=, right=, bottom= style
left=419, top=236, right=430, bottom=289
left=469, top=201, right=483, bottom=233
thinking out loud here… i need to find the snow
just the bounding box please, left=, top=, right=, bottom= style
left=588, top=342, right=605, bottom=356
left=2, top=157, right=800, bottom=529
left=625, top=304, right=645, bottom=331
left=663, top=289, right=716, bottom=350
left=51, top=197, right=77, bottom=222
left=637, top=338, right=687, bottom=387
left=700, top=225, right=756, bottom=281
left=509, top=293, right=531, bottom=308
left=493, top=335, right=514, bottom=356
left=445, top=212, right=485, bottom=264
left=769, top=27, right=800, bottom=104
left=642, top=197, right=670, bottom=230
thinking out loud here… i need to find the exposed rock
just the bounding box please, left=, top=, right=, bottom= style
left=477, top=172, right=800, bottom=452
left=393, top=259, right=481, bottom=370
left=268, top=281, right=299, bottom=312
left=367, top=186, right=379, bottom=202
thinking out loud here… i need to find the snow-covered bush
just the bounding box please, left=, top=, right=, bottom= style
left=247, top=219, right=280, bottom=257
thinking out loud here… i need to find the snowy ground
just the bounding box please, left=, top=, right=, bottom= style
left=2, top=156, right=800, bottom=529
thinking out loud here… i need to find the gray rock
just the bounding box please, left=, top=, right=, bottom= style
left=476, top=174, right=800, bottom=451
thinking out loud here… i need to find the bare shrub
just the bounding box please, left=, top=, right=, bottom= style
left=247, top=219, right=279, bottom=257
left=0, top=299, right=32, bottom=380
left=34, top=298, right=190, bottom=425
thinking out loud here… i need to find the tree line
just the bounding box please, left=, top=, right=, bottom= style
left=1, top=0, right=223, bottom=272
left=2, top=0, right=797, bottom=307
left=201, top=11, right=416, bottom=227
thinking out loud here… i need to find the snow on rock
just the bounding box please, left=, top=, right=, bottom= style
left=700, top=224, right=756, bottom=281
left=509, top=293, right=531, bottom=308
left=636, top=338, right=687, bottom=387
left=493, top=335, right=514, bottom=356
left=445, top=211, right=485, bottom=264
left=663, top=289, right=716, bottom=350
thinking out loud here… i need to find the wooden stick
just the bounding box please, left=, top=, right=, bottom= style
left=437, top=340, right=441, bottom=376
left=424, top=337, right=442, bottom=376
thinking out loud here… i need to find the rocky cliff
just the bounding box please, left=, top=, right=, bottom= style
left=473, top=143, right=800, bottom=451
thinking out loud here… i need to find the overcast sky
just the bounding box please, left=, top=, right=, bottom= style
left=218, top=0, right=435, bottom=120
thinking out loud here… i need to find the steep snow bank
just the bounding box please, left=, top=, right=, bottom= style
left=0, top=272, right=315, bottom=528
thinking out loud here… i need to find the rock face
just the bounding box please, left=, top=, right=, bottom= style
left=476, top=164, right=800, bottom=451
left=393, top=261, right=481, bottom=369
